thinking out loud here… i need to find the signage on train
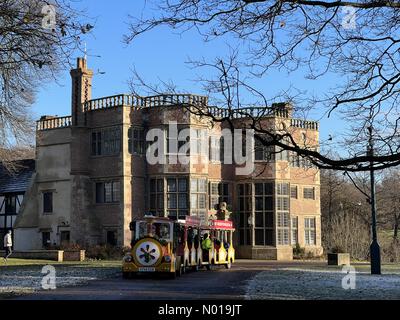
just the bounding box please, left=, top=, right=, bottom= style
left=210, top=220, right=233, bottom=229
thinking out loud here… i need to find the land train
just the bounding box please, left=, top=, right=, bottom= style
left=122, top=215, right=235, bottom=279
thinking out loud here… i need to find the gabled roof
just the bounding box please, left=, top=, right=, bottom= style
left=0, top=159, right=35, bottom=194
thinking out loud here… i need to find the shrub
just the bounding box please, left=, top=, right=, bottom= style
left=85, top=245, right=125, bottom=260
left=293, top=243, right=306, bottom=259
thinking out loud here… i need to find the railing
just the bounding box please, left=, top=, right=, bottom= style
left=36, top=116, right=72, bottom=131
left=142, top=94, right=208, bottom=108
left=207, top=106, right=269, bottom=119
left=83, top=94, right=144, bottom=111
left=43, top=94, right=317, bottom=131
left=207, top=107, right=318, bottom=130
left=207, top=106, right=288, bottom=119
left=83, top=94, right=209, bottom=111
left=291, top=119, right=319, bottom=130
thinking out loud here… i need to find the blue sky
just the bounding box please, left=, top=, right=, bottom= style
left=33, top=0, right=345, bottom=143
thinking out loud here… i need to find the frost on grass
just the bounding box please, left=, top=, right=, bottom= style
left=0, top=265, right=119, bottom=297
left=246, top=268, right=400, bottom=300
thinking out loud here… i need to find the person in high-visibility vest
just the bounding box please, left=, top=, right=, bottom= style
left=201, top=233, right=212, bottom=250
left=201, top=233, right=212, bottom=262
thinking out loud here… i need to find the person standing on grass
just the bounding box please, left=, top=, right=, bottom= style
left=3, top=230, right=13, bottom=263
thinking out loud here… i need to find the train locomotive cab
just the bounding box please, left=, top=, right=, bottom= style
left=122, top=216, right=182, bottom=278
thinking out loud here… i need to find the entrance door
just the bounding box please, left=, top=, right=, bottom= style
left=60, top=231, right=70, bottom=247
left=106, top=230, right=117, bottom=247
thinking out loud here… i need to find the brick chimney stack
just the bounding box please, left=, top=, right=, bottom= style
left=70, top=57, right=93, bottom=127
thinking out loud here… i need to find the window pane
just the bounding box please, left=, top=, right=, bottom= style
left=211, top=183, right=219, bottom=195
left=255, top=229, right=264, bottom=245
left=112, top=181, right=120, bottom=202
left=265, top=183, right=273, bottom=195
left=150, top=194, right=156, bottom=209
left=239, top=198, right=244, bottom=211
left=210, top=196, right=219, bottom=210
left=304, top=188, right=315, bottom=199
left=178, top=178, right=187, bottom=192
left=96, top=183, right=104, bottom=203
left=265, top=229, right=273, bottom=245
left=198, top=194, right=206, bottom=209
left=91, top=132, right=97, bottom=155
left=239, top=212, right=245, bottom=227
left=105, top=183, right=112, bottom=203
left=291, top=186, right=298, bottom=199
left=157, top=194, right=164, bottom=209
left=292, top=229, right=298, bottom=245
left=277, top=212, right=289, bottom=227
left=277, top=198, right=283, bottom=211
left=150, top=179, right=156, bottom=193
left=245, top=198, right=252, bottom=211
left=283, top=198, right=289, bottom=210
left=255, top=197, right=263, bottom=211
left=238, top=184, right=244, bottom=196
left=191, top=194, right=198, bottom=209
left=245, top=184, right=251, bottom=195
left=255, top=213, right=263, bottom=228
left=265, top=213, right=274, bottom=228
left=178, top=194, right=187, bottom=209
left=167, top=179, right=177, bottom=192
left=255, top=183, right=264, bottom=195
left=157, top=179, right=164, bottom=192
left=167, top=194, right=177, bottom=209
left=265, top=197, right=273, bottom=210
left=198, top=179, right=207, bottom=192
left=43, top=192, right=53, bottom=213
left=223, top=183, right=229, bottom=196
left=191, top=179, right=198, bottom=192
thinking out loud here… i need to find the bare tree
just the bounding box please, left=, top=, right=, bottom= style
left=379, top=169, right=400, bottom=242
left=126, top=0, right=400, bottom=172
left=320, top=170, right=378, bottom=259
left=0, top=0, right=91, bottom=170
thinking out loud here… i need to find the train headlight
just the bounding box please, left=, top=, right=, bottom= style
left=123, top=255, right=133, bottom=263
left=164, top=255, right=171, bottom=263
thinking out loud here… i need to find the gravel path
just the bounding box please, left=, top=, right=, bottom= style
left=246, top=267, right=400, bottom=300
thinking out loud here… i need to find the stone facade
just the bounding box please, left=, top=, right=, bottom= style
left=14, top=58, right=323, bottom=260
